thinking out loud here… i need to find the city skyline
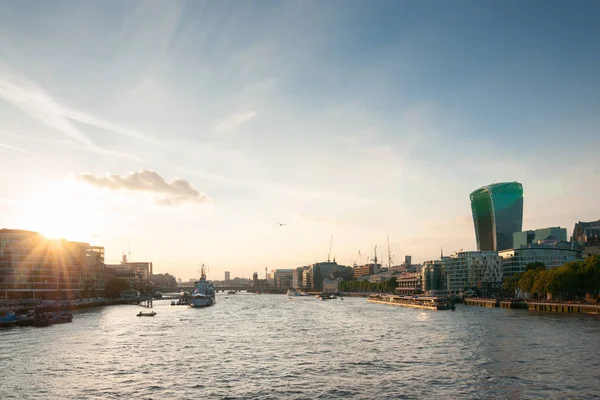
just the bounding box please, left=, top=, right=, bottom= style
left=1, top=1, right=599, bottom=280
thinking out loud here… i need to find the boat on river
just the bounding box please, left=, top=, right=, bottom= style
left=317, top=293, right=337, bottom=300
left=0, top=311, right=17, bottom=327
left=368, top=294, right=455, bottom=310
left=137, top=311, right=157, bottom=317
left=287, top=288, right=309, bottom=297
left=190, top=264, right=216, bottom=308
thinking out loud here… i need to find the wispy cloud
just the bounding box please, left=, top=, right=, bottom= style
left=62, top=107, right=158, bottom=144
left=215, top=110, right=257, bottom=131
left=0, top=141, right=32, bottom=154
left=77, top=169, right=211, bottom=205
left=0, top=64, right=155, bottom=158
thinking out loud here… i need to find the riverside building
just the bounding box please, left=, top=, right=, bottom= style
left=0, top=229, right=105, bottom=300
left=105, top=254, right=152, bottom=291
left=442, top=251, right=503, bottom=295
left=499, top=245, right=581, bottom=277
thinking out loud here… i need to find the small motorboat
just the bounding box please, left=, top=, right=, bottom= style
left=0, top=311, right=17, bottom=328
left=137, top=311, right=157, bottom=317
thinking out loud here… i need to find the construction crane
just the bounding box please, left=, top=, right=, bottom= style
left=373, top=245, right=378, bottom=265
left=387, top=235, right=394, bottom=268
left=327, top=235, right=333, bottom=262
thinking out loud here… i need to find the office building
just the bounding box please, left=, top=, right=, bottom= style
left=513, top=227, right=567, bottom=249
left=442, top=251, right=503, bottom=295
left=396, top=272, right=423, bottom=296
left=151, top=273, right=177, bottom=288
left=105, top=254, right=153, bottom=291
left=0, top=229, right=103, bottom=300
left=310, top=261, right=352, bottom=292
left=224, top=271, right=230, bottom=282
left=422, top=260, right=448, bottom=296
left=470, top=182, right=524, bottom=251
left=272, top=269, right=295, bottom=288
left=499, top=247, right=582, bottom=277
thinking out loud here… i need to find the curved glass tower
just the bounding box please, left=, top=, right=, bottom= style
left=470, top=182, right=523, bottom=251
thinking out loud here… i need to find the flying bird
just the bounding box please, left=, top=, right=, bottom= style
left=277, top=223, right=286, bottom=226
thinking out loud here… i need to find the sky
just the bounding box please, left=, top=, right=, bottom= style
left=0, top=0, right=599, bottom=280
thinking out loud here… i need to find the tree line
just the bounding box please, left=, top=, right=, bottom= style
left=502, top=255, right=600, bottom=301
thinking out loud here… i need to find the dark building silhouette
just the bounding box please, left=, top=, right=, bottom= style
left=573, top=219, right=600, bottom=247
left=470, top=182, right=524, bottom=251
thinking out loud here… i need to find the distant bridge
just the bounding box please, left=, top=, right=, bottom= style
left=170, top=285, right=288, bottom=294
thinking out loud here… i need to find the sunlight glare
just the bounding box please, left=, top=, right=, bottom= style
left=17, top=181, right=102, bottom=242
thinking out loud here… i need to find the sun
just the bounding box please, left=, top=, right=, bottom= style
left=18, top=181, right=102, bottom=242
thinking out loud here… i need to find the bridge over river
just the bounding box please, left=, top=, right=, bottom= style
left=156, top=286, right=288, bottom=294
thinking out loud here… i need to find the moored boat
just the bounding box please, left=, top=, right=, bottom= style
left=190, top=264, right=216, bottom=308
left=0, top=311, right=17, bottom=328
left=368, top=294, right=455, bottom=310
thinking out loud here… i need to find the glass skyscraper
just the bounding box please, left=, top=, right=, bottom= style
left=470, top=182, right=524, bottom=252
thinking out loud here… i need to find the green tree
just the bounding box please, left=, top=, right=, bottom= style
left=531, top=269, right=550, bottom=300
left=581, top=256, right=600, bottom=299
left=104, top=278, right=131, bottom=298
left=387, top=277, right=397, bottom=294
left=518, top=269, right=537, bottom=297
left=502, top=273, right=522, bottom=298
left=526, top=262, right=545, bottom=272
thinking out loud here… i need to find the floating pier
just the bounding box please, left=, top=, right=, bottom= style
left=527, top=302, right=600, bottom=314
left=464, top=298, right=599, bottom=313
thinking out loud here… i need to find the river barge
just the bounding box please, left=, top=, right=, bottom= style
left=368, top=294, right=455, bottom=310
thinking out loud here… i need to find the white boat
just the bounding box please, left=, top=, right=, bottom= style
left=190, top=264, right=216, bottom=308
left=287, top=288, right=309, bottom=297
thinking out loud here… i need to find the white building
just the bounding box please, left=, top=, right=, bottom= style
left=442, top=251, right=503, bottom=294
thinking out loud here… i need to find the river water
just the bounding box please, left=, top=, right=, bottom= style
left=1, top=293, right=599, bottom=399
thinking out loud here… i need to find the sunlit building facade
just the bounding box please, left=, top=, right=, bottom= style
left=0, top=229, right=103, bottom=300
left=470, top=182, right=524, bottom=251
left=395, top=272, right=423, bottom=296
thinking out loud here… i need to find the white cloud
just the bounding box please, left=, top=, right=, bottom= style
left=0, top=64, right=156, bottom=157
left=215, top=110, right=257, bottom=131
left=77, top=169, right=211, bottom=205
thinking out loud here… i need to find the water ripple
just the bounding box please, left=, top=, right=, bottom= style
left=1, top=296, right=600, bottom=399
